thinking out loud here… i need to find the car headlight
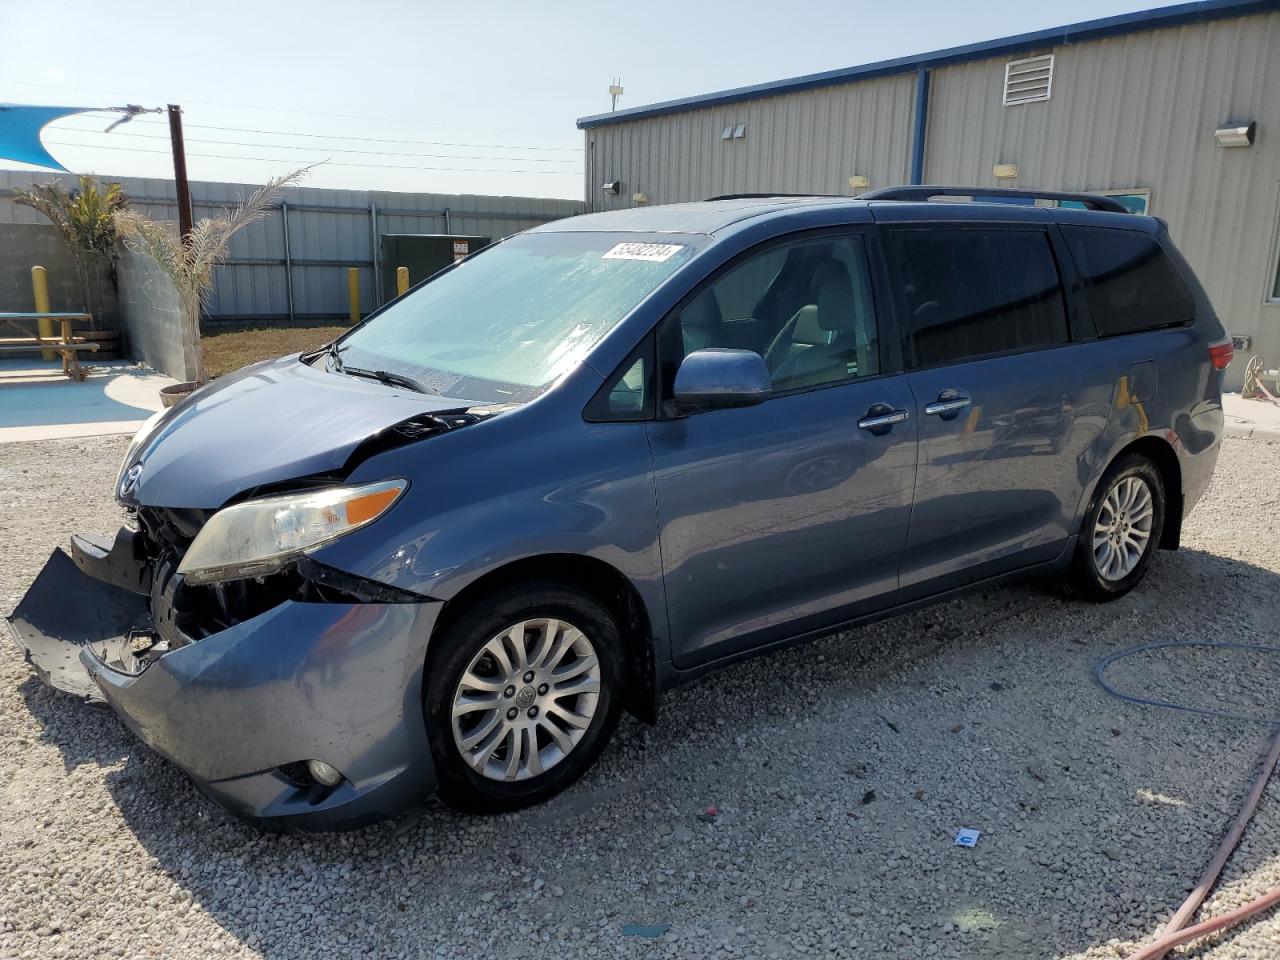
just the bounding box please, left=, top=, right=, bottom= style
left=177, top=479, right=407, bottom=585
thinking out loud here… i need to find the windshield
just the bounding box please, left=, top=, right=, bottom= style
left=330, top=231, right=703, bottom=403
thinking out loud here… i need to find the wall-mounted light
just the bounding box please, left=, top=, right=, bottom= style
left=848, top=175, right=870, bottom=190
left=993, top=162, right=1019, bottom=180
left=1214, top=122, right=1256, bottom=147
left=602, top=180, right=621, bottom=195
left=632, top=193, right=648, bottom=206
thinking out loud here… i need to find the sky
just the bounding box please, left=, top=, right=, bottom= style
left=0, top=0, right=1165, bottom=200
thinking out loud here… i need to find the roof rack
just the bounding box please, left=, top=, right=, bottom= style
left=859, top=185, right=1131, bottom=214
left=704, top=193, right=841, bottom=201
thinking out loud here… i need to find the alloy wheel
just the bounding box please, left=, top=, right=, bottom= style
left=1092, top=475, right=1155, bottom=581
left=450, top=618, right=601, bottom=782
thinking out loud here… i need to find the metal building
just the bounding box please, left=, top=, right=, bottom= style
left=0, top=171, right=582, bottom=323
left=577, top=0, right=1280, bottom=387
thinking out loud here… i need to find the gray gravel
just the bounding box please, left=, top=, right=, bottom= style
left=2, top=434, right=1280, bottom=960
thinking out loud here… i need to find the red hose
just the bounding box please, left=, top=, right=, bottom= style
left=1126, top=887, right=1280, bottom=960
left=1125, top=730, right=1280, bottom=960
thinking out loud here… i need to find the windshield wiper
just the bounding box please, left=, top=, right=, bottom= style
left=325, top=340, right=348, bottom=371
left=341, top=365, right=437, bottom=395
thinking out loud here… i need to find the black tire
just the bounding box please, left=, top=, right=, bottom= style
left=424, top=582, right=624, bottom=813
left=1068, top=453, right=1166, bottom=601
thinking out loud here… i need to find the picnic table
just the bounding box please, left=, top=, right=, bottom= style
left=0, top=312, right=100, bottom=381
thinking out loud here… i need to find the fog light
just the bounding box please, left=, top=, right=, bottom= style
left=306, top=759, right=343, bottom=786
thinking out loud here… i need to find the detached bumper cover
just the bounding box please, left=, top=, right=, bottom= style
left=7, top=548, right=147, bottom=700
left=7, top=543, right=442, bottom=827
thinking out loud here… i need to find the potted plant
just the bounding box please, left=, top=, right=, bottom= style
left=113, top=168, right=308, bottom=404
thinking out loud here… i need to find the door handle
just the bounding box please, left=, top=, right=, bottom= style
left=858, top=407, right=910, bottom=431
left=924, top=394, right=972, bottom=417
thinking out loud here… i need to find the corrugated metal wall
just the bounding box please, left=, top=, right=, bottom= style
left=924, top=10, right=1280, bottom=375
left=0, top=171, right=583, bottom=322
left=585, top=73, right=917, bottom=211
left=582, top=8, right=1280, bottom=385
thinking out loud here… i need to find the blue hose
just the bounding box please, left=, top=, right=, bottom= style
left=1095, top=641, right=1280, bottom=725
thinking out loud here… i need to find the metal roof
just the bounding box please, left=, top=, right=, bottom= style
left=576, top=0, right=1278, bottom=129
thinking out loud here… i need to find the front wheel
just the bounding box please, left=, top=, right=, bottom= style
left=424, top=584, right=624, bottom=813
left=1068, top=454, right=1166, bottom=601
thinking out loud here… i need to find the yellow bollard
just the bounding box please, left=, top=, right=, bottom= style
left=31, top=265, right=55, bottom=361
left=396, top=266, right=409, bottom=297
left=347, top=267, right=360, bottom=325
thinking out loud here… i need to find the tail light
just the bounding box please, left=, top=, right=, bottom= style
left=1208, top=337, right=1234, bottom=371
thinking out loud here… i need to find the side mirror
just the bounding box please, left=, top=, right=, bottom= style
left=671, top=348, right=771, bottom=412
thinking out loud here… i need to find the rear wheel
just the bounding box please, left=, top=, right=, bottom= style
left=1068, top=454, right=1166, bottom=600
left=424, top=584, right=624, bottom=812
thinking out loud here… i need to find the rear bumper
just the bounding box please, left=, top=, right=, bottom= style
left=8, top=541, right=442, bottom=829
left=1181, top=405, right=1224, bottom=519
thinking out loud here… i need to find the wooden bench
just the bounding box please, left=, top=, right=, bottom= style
left=0, top=313, right=101, bottom=381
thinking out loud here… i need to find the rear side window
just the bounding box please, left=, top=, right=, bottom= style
left=1060, top=226, right=1194, bottom=336
left=887, top=228, right=1068, bottom=369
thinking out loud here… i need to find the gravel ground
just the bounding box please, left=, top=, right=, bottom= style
left=2, top=435, right=1280, bottom=960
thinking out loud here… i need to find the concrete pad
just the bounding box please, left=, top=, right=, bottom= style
left=1222, top=392, right=1280, bottom=442
left=0, top=359, right=175, bottom=443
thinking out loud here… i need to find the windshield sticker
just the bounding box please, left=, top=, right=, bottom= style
left=602, top=242, right=685, bottom=263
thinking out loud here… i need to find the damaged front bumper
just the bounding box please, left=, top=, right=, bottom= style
left=7, top=531, right=443, bottom=829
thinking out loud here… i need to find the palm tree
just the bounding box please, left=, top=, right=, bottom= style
left=12, top=176, right=127, bottom=323
left=113, top=167, right=309, bottom=385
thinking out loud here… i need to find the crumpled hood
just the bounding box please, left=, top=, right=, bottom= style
left=126, top=356, right=472, bottom=509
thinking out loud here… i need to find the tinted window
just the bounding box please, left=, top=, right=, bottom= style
left=1061, top=226, right=1194, bottom=336
left=664, top=234, right=880, bottom=394
left=888, top=228, right=1068, bottom=368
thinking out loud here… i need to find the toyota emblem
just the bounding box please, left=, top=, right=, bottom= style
left=118, top=463, right=144, bottom=499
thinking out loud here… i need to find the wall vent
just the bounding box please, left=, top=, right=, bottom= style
left=1003, top=54, right=1054, bottom=106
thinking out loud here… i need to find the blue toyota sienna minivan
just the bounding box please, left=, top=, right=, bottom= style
left=10, top=187, right=1231, bottom=828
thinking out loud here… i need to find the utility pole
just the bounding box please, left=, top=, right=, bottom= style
left=609, top=78, right=624, bottom=112
left=167, top=104, right=193, bottom=242
left=166, top=103, right=199, bottom=382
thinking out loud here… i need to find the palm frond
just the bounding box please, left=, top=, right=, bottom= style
left=113, top=211, right=185, bottom=280
left=112, top=166, right=312, bottom=382
left=186, top=168, right=311, bottom=294
left=12, top=177, right=128, bottom=257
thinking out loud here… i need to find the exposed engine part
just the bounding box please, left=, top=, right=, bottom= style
left=131, top=503, right=432, bottom=651
left=344, top=406, right=507, bottom=473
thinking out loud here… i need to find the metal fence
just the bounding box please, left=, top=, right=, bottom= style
left=0, top=170, right=583, bottom=324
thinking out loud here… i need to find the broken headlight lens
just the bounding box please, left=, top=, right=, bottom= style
left=177, top=479, right=407, bottom=585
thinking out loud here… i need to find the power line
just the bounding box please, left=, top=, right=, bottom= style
left=0, top=78, right=581, bottom=139
left=63, top=117, right=584, bottom=153
left=49, top=128, right=581, bottom=163
left=42, top=139, right=584, bottom=175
